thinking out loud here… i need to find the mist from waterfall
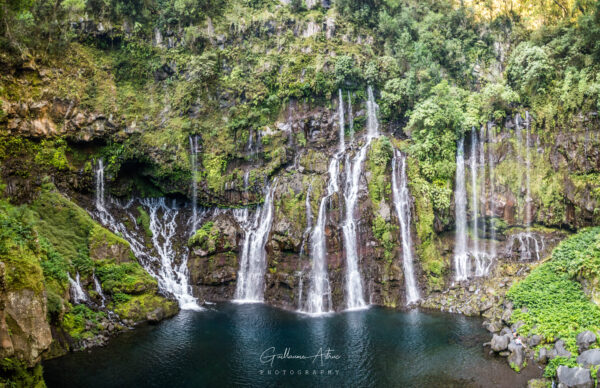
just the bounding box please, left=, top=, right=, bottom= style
left=391, top=150, right=420, bottom=305
left=234, top=183, right=277, bottom=302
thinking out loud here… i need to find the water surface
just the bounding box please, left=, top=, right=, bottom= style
left=44, top=303, right=540, bottom=387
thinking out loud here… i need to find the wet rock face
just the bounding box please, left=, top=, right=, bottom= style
left=501, top=229, right=566, bottom=262
left=187, top=214, right=242, bottom=302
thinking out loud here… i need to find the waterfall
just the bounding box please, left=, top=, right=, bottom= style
left=304, top=159, right=339, bottom=314
left=189, top=136, right=199, bottom=233
left=297, top=182, right=313, bottom=310
left=338, top=89, right=346, bottom=153
left=479, top=125, right=487, bottom=252
left=487, top=122, right=497, bottom=258
left=96, top=159, right=105, bottom=208
left=454, top=137, right=469, bottom=281
left=299, top=183, right=314, bottom=258
left=506, top=232, right=544, bottom=261
left=93, top=161, right=201, bottom=310
left=243, top=171, right=250, bottom=191
left=470, top=128, right=480, bottom=257
left=341, top=86, right=379, bottom=310
left=93, top=273, right=106, bottom=307
left=366, top=86, right=379, bottom=139
left=69, top=273, right=88, bottom=304
left=234, top=183, right=276, bottom=302
left=142, top=198, right=201, bottom=310
left=347, top=90, right=354, bottom=141
left=524, top=111, right=532, bottom=227
left=391, top=150, right=420, bottom=305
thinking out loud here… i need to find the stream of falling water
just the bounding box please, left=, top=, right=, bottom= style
left=69, top=272, right=89, bottom=304
left=487, top=122, right=497, bottom=258
left=300, top=91, right=350, bottom=314
left=93, top=160, right=201, bottom=310
left=391, top=150, right=420, bottom=304
left=234, top=183, right=277, bottom=302
left=189, top=135, right=199, bottom=233
left=341, top=86, right=379, bottom=309
left=470, top=128, right=480, bottom=259
left=454, top=137, right=469, bottom=281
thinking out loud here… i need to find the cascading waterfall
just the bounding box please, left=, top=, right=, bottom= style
left=301, top=95, right=348, bottom=314
left=142, top=198, right=200, bottom=310
left=524, top=111, right=532, bottom=227
left=93, top=273, right=106, bottom=307
left=470, top=128, right=480, bottom=258
left=189, top=135, right=199, bottom=233
left=93, top=161, right=201, bottom=310
left=471, top=128, right=491, bottom=277
left=297, top=183, right=313, bottom=310
left=391, top=150, right=420, bottom=305
left=234, top=183, right=276, bottom=302
left=338, top=89, right=346, bottom=152
left=487, top=122, right=497, bottom=258
left=341, top=86, right=379, bottom=309
left=506, top=232, right=545, bottom=261
left=347, top=90, right=354, bottom=140
left=69, top=273, right=89, bottom=304
left=478, top=125, right=487, bottom=252
left=454, top=137, right=469, bottom=281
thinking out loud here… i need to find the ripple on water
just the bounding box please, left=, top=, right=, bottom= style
left=43, top=304, right=541, bottom=388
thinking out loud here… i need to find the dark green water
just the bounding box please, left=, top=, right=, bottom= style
left=43, top=303, right=540, bottom=387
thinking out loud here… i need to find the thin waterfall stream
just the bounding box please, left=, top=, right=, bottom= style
left=391, top=150, right=420, bottom=305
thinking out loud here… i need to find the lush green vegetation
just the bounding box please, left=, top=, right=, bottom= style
left=507, top=227, right=600, bottom=377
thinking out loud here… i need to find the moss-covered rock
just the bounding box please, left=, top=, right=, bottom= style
left=112, top=294, right=178, bottom=323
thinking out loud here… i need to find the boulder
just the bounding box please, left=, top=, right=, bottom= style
left=484, top=320, right=504, bottom=333
left=556, top=366, right=593, bottom=388
left=507, top=341, right=525, bottom=369
left=576, top=331, right=597, bottom=353
left=146, top=307, right=165, bottom=324
left=528, top=334, right=542, bottom=347
left=577, top=349, right=600, bottom=368
left=491, top=334, right=511, bottom=352
left=536, top=347, right=549, bottom=364
left=554, top=340, right=572, bottom=358
left=511, top=320, right=525, bottom=332
left=501, top=309, right=512, bottom=324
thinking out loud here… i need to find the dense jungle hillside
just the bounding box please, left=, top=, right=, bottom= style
left=2, top=0, right=600, bottom=386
